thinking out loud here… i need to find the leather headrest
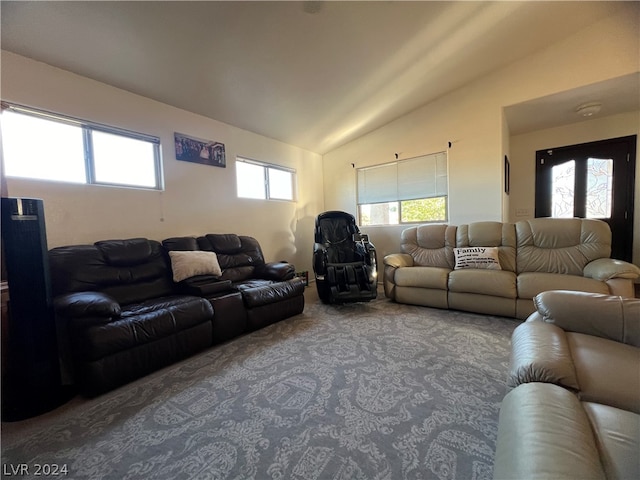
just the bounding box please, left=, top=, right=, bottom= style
left=162, top=236, right=199, bottom=252
left=203, top=234, right=242, bottom=254
left=95, top=238, right=154, bottom=266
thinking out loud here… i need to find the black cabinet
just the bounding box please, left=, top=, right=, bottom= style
left=1, top=198, right=72, bottom=421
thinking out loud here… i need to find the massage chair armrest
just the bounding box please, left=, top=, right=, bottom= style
left=529, top=290, right=640, bottom=347
left=53, top=291, right=121, bottom=326
left=355, top=238, right=377, bottom=266
left=583, top=257, right=640, bottom=281
left=313, top=244, right=329, bottom=276
left=254, top=261, right=296, bottom=281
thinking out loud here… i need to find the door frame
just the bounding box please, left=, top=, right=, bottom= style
left=535, top=135, right=636, bottom=261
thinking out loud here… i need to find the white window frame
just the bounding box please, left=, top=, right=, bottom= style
left=356, top=151, right=448, bottom=226
left=236, top=156, right=297, bottom=201
left=1, top=102, right=163, bottom=190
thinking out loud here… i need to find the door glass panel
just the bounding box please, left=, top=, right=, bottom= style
left=586, top=157, right=613, bottom=218
left=551, top=160, right=575, bottom=218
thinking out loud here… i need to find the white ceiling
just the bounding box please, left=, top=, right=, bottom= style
left=505, top=73, right=640, bottom=136
left=1, top=1, right=637, bottom=154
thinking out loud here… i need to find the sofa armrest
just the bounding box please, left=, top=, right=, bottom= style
left=530, top=290, right=640, bottom=347
left=179, top=275, right=233, bottom=296
left=494, top=383, right=606, bottom=480
left=383, top=253, right=414, bottom=300
left=239, top=278, right=305, bottom=308
left=383, top=253, right=414, bottom=268
left=254, top=261, right=295, bottom=281
left=508, top=322, right=579, bottom=390
left=583, top=257, right=640, bottom=281
left=53, top=292, right=121, bottom=324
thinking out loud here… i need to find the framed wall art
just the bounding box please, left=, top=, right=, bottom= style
left=174, top=132, right=226, bottom=168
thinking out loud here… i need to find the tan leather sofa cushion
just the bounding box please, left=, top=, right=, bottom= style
left=516, top=218, right=611, bottom=275
left=567, top=332, right=640, bottom=414
left=494, top=382, right=606, bottom=480
left=532, top=290, right=640, bottom=347
left=508, top=321, right=579, bottom=390
left=456, top=221, right=516, bottom=272
left=517, top=271, right=609, bottom=299
left=395, top=266, right=450, bottom=289
left=448, top=292, right=516, bottom=317
left=583, top=402, right=640, bottom=480
left=396, top=286, right=448, bottom=309
left=401, top=224, right=456, bottom=268
left=448, top=269, right=516, bottom=298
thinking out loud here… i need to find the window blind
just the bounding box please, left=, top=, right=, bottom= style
left=357, top=151, right=447, bottom=204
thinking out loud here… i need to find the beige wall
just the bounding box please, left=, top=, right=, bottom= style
left=1, top=52, right=324, bottom=273
left=509, top=111, right=640, bottom=266
left=2, top=7, right=638, bottom=279
left=322, top=8, right=639, bottom=268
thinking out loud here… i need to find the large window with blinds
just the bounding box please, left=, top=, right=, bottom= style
left=357, top=151, right=448, bottom=225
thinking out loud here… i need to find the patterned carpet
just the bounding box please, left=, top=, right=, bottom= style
left=2, top=287, right=518, bottom=479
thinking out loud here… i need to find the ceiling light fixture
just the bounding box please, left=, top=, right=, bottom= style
left=575, top=102, right=602, bottom=117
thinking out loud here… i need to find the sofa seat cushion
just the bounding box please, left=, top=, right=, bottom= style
left=517, top=271, right=609, bottom=299
left=395, top=266, right=450, bottom=289
left=448, top=269, right=516, bottom=298
left=583, top=402, right=640, bottom=480
left=236, top=278, right=305, bottom=308
left=78, top=295, right=213, bottom=361
left=567, top=332, right=640, bottom=414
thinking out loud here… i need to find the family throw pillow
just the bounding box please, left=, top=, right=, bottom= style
left=453, top=247, right=502, bottom=270
left=168, top=250, right=222, bottom=282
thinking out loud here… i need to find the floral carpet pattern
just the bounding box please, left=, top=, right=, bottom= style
left=2, top=291, right=518, bottom=479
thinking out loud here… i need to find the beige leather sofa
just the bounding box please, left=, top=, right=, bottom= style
left=383, top=218, right=640, bottom=319
left=493, top=290, right=640, bottom=479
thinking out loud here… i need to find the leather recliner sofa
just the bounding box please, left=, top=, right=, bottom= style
left=49, top=235, right=305, bottom=396
left=383, top=218, right=640, bottom=319
left=162, top=233, right=305, bottom=334
left=493, top=290, right=640, bottom=479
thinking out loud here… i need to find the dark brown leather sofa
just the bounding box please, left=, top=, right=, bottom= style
left=162, top=233, right=305, bottom=339
left=49, top=235, right=305, bottom=396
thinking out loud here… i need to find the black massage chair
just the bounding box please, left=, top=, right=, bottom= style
left=312, top=211, right=378, bottom=304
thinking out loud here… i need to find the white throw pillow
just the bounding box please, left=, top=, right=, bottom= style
left=453, top=247, right=502, bottom=270
left=168, top=250, right=222, bottom=282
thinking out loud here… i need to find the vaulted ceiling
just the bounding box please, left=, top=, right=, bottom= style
left=1, top=1, right=637, bottom=154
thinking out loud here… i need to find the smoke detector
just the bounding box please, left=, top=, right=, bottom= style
left=575, top=102, right=602, bottom=117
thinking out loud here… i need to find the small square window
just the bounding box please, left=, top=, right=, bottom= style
left=236, top=157, right=296, bottom=201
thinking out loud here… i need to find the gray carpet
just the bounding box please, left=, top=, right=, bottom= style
left=2, top=288, right=518, bottom=480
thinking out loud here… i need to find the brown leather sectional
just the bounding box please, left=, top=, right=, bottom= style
left=49, top=234, right=305, bottom=396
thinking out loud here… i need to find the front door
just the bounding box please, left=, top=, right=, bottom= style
left=535, top=135, right=636, bottom=261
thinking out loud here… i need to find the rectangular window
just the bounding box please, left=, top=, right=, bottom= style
left=1, top=103, right=162, bottom=189
left=357, top=151, right=448, bottom=225
left=236, top=157, right=296, bottom=201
